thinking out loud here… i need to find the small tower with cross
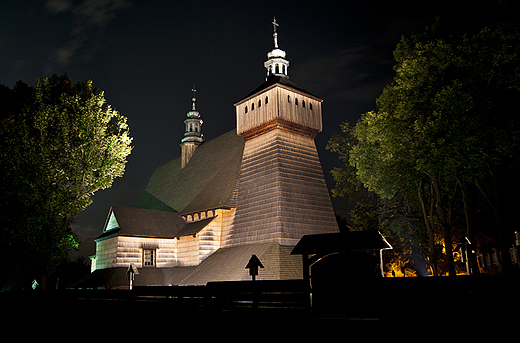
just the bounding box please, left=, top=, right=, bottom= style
left=180, top=86, right=204, bottom=168
left=264, top=17, right=289, bottom=79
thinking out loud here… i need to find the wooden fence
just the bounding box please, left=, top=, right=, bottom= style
left=2, top=275, right=518, bottom=327
left=56, top=279, right=310, bottom=314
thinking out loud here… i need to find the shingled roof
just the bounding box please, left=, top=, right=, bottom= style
left=173, top=242, right=302, bottom=285
left=235, top=75, right=321, bottom=104
left=95, top=206, right=215, bottom=241
left=291, top=231, right=393, bottom=256
left=137, top=129, right=245, bottom=214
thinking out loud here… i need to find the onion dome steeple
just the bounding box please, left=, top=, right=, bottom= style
left=264, top=17, right=289, bottom=79
left=180, top=86, right=204, bottom=168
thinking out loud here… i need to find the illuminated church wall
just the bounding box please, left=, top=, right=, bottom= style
left=94, top=236, right=178, bottom=269
left=89, top=19, right=339, bottom=286
left=236, top=86, right=322, bottom=137
left=225, top=127, right=338, bottom=247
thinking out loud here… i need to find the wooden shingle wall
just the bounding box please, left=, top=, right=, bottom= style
left=226, top=128, right=338, bottom=248
left=94, top=237, right=118, bottom=270
left=93, top=209, right=237, bottom=271
left=236, top=85, right=322, bottom=136
left=176, top=235, right=200, bottom=266
left=219, top=208, right=236, bottom=246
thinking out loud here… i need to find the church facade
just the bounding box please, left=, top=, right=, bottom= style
left=88, top=20, right=339, bottom=288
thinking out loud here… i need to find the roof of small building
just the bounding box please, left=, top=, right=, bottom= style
left=95, top=206, right=216, bottom=240
left=137, top=129, right=245, bottom=214
left=174, top=217, right=215, bottom=238
left=291, top=231, right=393, bottom=256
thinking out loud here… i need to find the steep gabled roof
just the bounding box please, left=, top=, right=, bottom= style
left=137, top=129, right=245, bottom=214
left=95, top=206, right=216, bottom=241
left=96, top=206, right=186, bottom=240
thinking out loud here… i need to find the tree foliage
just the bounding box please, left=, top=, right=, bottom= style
left=329, top=16, right=520, bottom=276
left=0, top=74, right=132, bottom=288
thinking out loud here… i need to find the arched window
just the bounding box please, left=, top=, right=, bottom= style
left=245, top=106, right=248, bottom=113
left=265, top=96, right=269, bottom=104
left=302, top=100, right=305, bottom=108
left=282, top=65, right=286, bottom=74
left=287, top=95, right=291, bottom=103
left=275, top=64, right=279, bottom=74
left=295, top=98, right=298, bottom=106
left=309, top=103, right=313, bottom=111
left=251, top=102, right=254, bottom=110
left=258, top=99, right=261, bottom=107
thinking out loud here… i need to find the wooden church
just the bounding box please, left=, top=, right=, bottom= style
left=87, top=19, right=339, bottom=288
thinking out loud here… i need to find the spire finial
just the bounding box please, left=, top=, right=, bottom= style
left=191, top=85, right=197, bottom=110
left=272, top=17, right=279, bottom=48
left=264, top=17, right=289, bottom=79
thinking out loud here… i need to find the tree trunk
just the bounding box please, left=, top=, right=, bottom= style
left=431, top=173, right=456, bottom=276
left=418, top=179, right=437, bottom=276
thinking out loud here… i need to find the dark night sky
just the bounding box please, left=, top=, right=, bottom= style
left=0, top=0, right=471, bottom=258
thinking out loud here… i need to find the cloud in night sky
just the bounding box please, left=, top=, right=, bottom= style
left=45, top=0, right=129, bottom=66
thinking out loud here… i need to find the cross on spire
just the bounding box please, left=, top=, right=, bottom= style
left=272, top=16, right=279, bottom=48
left=272, top=17, right=279, bottom=33
left=191, top=85, right=197, bottom=110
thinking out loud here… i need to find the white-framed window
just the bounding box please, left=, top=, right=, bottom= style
left=144, top=249, right=155, bottom=267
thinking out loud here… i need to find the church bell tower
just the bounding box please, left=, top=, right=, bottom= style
left=228, top=18, right=339, bottom=247
left=180, top=86, right=204, bottom=168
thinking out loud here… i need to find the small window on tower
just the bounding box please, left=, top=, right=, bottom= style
left=288, top=95, right=291, bottom=103
left=252, top=102, right=254, bottom=110
left=245, top=106, right=248, bottom=113
left=310, top=103, right=313, bottom=111
left=295, top=98, right=298, bottom=106
left=265, top=96, right=269, bottom=104
left=258, top=99, right=261, bottom=107
left=302, top=100, right=305, bottom=108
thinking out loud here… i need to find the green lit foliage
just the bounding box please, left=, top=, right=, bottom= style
left=329, top=17, right=520, bottom=275
left=326, top=121, right=364, bottom=200
left=0, top=74, right=132, bottom=287
left=327, top=121, right=430, bottom=275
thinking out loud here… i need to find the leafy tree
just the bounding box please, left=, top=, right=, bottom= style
left=330, top=15, right=520, bottom=276
left=0, top=74, right=132, bottom=289
left=327, top=122, right=431, bottom=276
